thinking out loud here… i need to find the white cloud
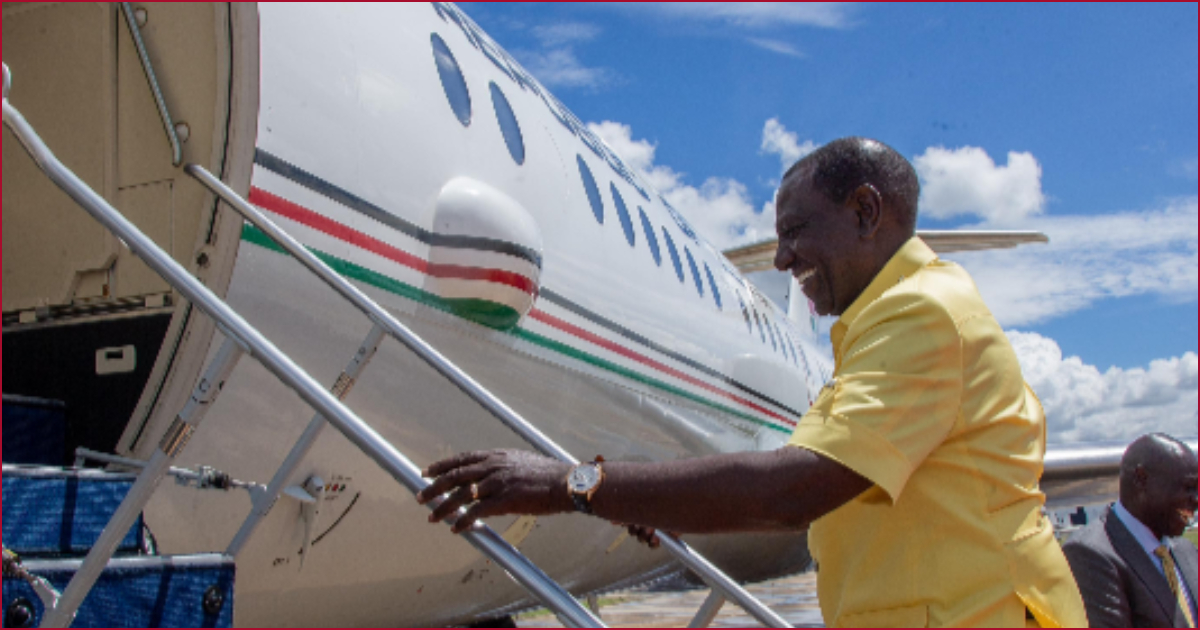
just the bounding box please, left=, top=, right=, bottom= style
left=511, top=21, right=616, bottom=90
left=760, top=118, right=817, bottom=174
left=514, top=47, right=617, bottom=90
left=632, top=3, right=854, bottom=29
left=531, top=22, right=601, bottom=47
left=747, top=38, right=806, bottom=58
left=588, top=121, right=775, bottom=249
left=1174, top=157, right=1198, bottom=180
left=1007, top=331, right=1198, bottom=444
left=945, top=197, right=1198, bottom=326
left=914, top=146, right=1046, bottom=222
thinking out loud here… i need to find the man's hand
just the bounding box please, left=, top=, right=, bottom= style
left=417, top=450, right=573, bottom=534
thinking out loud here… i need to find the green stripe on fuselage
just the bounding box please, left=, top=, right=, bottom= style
left=241, top=224, right=791, bottom=435
left=242, top=224, right=520, bottom=329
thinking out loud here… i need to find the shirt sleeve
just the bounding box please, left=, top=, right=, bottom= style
left=788, top=287, right=962, bottom=503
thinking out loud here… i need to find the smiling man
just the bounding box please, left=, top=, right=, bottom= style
left=1063, top=434, right=1199, bottom=628
left=418, top=137, right=1087, bottom=627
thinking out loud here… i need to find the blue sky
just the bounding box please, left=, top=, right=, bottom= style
left=458, top=3, right=1197, bottom=442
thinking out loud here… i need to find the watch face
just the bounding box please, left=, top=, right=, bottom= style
left=569, top=464, right=600, bottom=493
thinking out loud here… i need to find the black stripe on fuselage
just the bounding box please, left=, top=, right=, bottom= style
left=540, top=289, right=804, bottom=418
left=254, top=149, right=543, bottom=269
left=254, top=149, right=799, bottom=419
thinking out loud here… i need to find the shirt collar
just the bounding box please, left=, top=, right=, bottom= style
left=1113, top=501, right=1169, bottom=554
left=830, top=237, right=938, bottom=363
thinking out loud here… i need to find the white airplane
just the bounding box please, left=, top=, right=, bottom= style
left=1, top=3, right=1159, bottom=627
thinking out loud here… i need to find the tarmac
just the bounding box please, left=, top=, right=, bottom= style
left=518, top=571, right=824, bottom=628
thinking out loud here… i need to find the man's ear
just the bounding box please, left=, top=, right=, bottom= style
left=849, top=183, right=883, bottom=239
left=1134, top=465, right=1149, bottom=489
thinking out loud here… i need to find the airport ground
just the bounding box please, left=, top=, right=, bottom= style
left=517, top=571, right=824, bottom=628
left=518, top=527, right=1198, bottom=628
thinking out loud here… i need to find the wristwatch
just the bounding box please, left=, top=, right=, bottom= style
left=566, top=456, right=605, bottom=514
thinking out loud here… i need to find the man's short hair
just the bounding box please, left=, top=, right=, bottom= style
left=784, top=137, right=920, bottom=232
left=1121, top=433, right=1194, bottom=479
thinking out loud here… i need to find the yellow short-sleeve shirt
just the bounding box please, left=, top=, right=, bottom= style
left=789, top=237, right=1086, bottom=628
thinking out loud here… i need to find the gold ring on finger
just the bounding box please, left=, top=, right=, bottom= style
left=470, top=483, right=480, bottom=502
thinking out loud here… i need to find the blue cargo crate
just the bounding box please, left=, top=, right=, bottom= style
left=2, top=554, right=235, bottom=628
left=2, top=396, right=67, bottom=466
left=2, top=466, right=144, bottom=557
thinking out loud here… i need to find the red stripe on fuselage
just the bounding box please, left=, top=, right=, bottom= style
left=248, top=187, right=789, bottom=427
left=249, top=187, right=536, bottom=295
left=529, top=309, right=797, bottom=428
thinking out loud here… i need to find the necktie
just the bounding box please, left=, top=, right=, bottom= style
left=1155, top=545, right=1196, bottom=628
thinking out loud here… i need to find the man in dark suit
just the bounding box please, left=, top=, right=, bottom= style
left=1063, top=434, right=1198, bottom=627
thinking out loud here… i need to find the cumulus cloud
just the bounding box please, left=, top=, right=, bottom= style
left=515, top=48, right=618, bottom=90
left=945, top=197, right=1198, bottom=326
left=760, top=118, right=817, bottom=174
left=630, top=3, right=855, bottom=29
left=1007, top=331, right=1198, bottom=444
left=588, top=121, right=776, bottom=249
left=914, top=146, right=1046, bottom=222
left=511, top=21, right=617, bottom=90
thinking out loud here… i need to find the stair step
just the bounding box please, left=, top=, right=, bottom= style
left=2, top=554, right=234, bottom=628
left=2, top=395, right=67, bottom=466
left=2, top=466, right=144, bottom=558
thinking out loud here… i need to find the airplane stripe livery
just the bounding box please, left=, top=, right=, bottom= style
left=239, top=215, right=798, bottom=433
left=250, top=160, right=804, bottom=421
left=247, top=187, right=540, bottom=296
left=254, top=149, right=544, bottom=269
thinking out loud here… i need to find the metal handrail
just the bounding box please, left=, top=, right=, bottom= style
left=2, top=63, right=602, bottom=629
left=118, top=2, right=183, bottom=166
left=184, top=169, right=793, bottom=627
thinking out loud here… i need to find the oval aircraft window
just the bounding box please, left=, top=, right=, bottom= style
left=662, top=228, right=684, bottom=283
left=704, top=263, right=723, bottom=309
left=684, top=247, right=704, bottom=297
left=610, top=184, right=636, bottom=247
left=577, top=155, right=604, bottom=224
left=431, top=34, right=471, bottom=127
left=736, top=295, right=753, bottom=334
left=638, top=208, right=661, bottom=266
left=489, top=82, right=525, bottom=165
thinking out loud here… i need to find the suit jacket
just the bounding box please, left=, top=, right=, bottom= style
left=1062, top=506, right=1198, bottom=628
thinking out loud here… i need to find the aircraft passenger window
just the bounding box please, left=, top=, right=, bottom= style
left=766, top=318, right=779, bottom=352
left=638, top=208, right=661, bottom=266
left=610, top=184, right=636, bottom=247
left=773, top=323, right=787, bottom=357
left=784, top=332, right=800, bottom=367
left=577, top=155, right=604, bottom=224
left=662, top=228, right=684, bottom=283
left=704, top=264, right=723, bottom=309
left=684, top=247, right=704, bottom=297
left=431, top=34, right=471, bottom=127
left=735, top=294, right=753, bottom=333
left=489, top=82, right=525, bottom=165
left=752, top=307, right=767, bottom=344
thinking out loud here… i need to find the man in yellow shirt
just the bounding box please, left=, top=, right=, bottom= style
left=418, top=137, right=1087, bottom=628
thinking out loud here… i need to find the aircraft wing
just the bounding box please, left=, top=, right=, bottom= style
left=723, top=230, right=1049, bottom=273
left=1041, top=438, right=1199, bottom=508
left=916, top=230, right=1048, bottom=253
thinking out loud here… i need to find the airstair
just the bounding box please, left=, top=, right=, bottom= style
left=2, top=31, right=794, bottom=627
